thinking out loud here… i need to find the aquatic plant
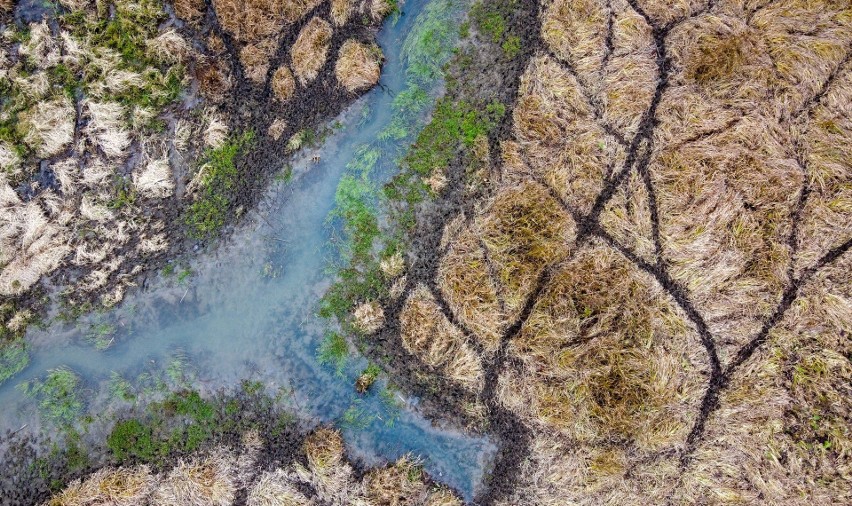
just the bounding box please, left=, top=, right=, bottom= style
left=18, top=367, right=84, bottom=428
left=108, top=371, right=136, bottom=402
left=339, top=399, right=375, bottom=429
left=0, top=339, right=29, bottom=386
left=317, top=332, right=349, bottom=375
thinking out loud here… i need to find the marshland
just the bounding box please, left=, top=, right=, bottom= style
left=1, top=0, right=851, bottom=505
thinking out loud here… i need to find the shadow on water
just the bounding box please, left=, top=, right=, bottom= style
left=0, top=0, right=494, bottom=500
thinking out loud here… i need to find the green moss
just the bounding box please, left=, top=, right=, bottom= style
left=107, top=419, right=157, bottom=462
left=502, top=35, right=521, bottom=58
left=471, top=1, right=507, bottom=43
left=186, top=131, right=255, bottom=238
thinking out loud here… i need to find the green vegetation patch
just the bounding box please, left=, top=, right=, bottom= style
left=470, top=0, right=522, bottom=58
left=186, top=131, right=255, bottom=238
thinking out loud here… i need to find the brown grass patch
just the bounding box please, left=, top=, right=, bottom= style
left=598, top=169, right=655, bottom=262
left=363, top=457, right=426, bottom=506
left=437, top=220, right=506, bottom=350
left=511, top=55, right=622, bottom=212
left=46, top=466, right=157, bottom=506
left=352, top=300, right=385, bottom=334
left=541, top=0, right=608, bottom=77
left=291, top=16, right=333, bottom=85
left=240, top=37, right=279, bottom=84
left=793, top=64, right=852, bottom=273
left=0, top=0, right=13, bottom=12
left=400, top=285, right=484, bottom=390
left=196, top=59, right=232, bottom=102
left=154, top=451, right=238, bottom=506
left=500, top=245, right=706, bottom=449
left=304, top=427, right=345, bottom=472
left=173, top=0, right=206, bottom=22
left=213, top=0, right=323, bottom=43
left=331, top=0, right=353, bottom=25
left=335, top=39, right=382, bottom=92
left=247, top=469, right=309, bottom=506
left=271, top=66, right=296, bottom=101
left=478, top=181, right=573, bottom=316
left=650, top=115, right=801, bottom=359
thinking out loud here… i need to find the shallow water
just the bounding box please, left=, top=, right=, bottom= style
left=0, top=0, right=494, bottom=499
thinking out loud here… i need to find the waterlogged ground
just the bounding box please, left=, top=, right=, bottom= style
left=0, top=0, right=495, bottom=499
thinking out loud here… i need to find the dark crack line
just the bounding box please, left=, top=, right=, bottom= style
left=544, top=48, right=630, bottom=148
left=636, top=145, right=665, bottom=266
left=479, top=238, right=508, bottom=315
left=791, top=45, right=852, bottom=121
left=682, top=237, right=852, bottom=461
left=668, top=116, right=743, bottom=151
left=579, top=0, right=673, bottom=239
left=786, top=148, right=811, bottom=284
left=601, top=0, right=616, bottom=72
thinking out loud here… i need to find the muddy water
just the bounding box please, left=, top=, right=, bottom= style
left=0, top=0, right=494, bottom=499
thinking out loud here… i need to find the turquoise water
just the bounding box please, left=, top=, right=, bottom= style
left=0, top=0, right=493, bottom=499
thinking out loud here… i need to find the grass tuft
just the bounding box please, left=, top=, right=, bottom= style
left=291, top=16, right=333, bottom=85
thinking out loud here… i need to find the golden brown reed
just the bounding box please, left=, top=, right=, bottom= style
left=291, top=16, right=333, bottom=85
left=335, top=39, right=382, bottom=92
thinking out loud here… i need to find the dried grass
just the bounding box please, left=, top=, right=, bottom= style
left=500, top=245, right=706, bottom=449
left=352, top=300, right=385, bottom=334
left=173, top=0, right=207, bottom=22
left=0, top=201, right=70, bottom=295
left=650, top=115, right=801, bottom=359
left=213, top=0, right=322, bottom=43
left=379, top=251, right=405, bottom=278
left=45, top=466, right=157, bottom=506
left=154, top=451, right=238, bottom=506
left=363, top=457, right=425, bottom=506
left=291, top=17, right=333, bottom=85
left=304, top=427, right=345, bottom=471
left=204, top=111, right=230, bottom=149
left=84, top=101, right=132, bottom=160
left=247, top=469, right=311, bottom=506
left=267, top=118, right=289, bottom=140
left=271, top=66, right=296, bottom=101
left=478, top=182, right=573, bottom=316
left=0, top=141, right=20, bottom=172
left=400, top=285, right=484, bottom=391
left=147, top=30, right=192, bottom=64
left=511, top=55, right=619, bottom=212
left=437, top=225, right=505, bottom=350
left=21, top=97, right=76, bottom=158
left=134, top=156, right=175, bottom=198
left=331, top=0, right=353, bottom=26
left=335, top=39, right=382, bottom=93
left=240, top=37, right=279, bottom=84
left=196, top=59, right=232, bottom=102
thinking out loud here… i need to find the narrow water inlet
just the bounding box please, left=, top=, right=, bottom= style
left=0, top=0, right=495, bottom=500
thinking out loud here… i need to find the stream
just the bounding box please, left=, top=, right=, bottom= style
left=0, top=0, right=495, bottom=499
